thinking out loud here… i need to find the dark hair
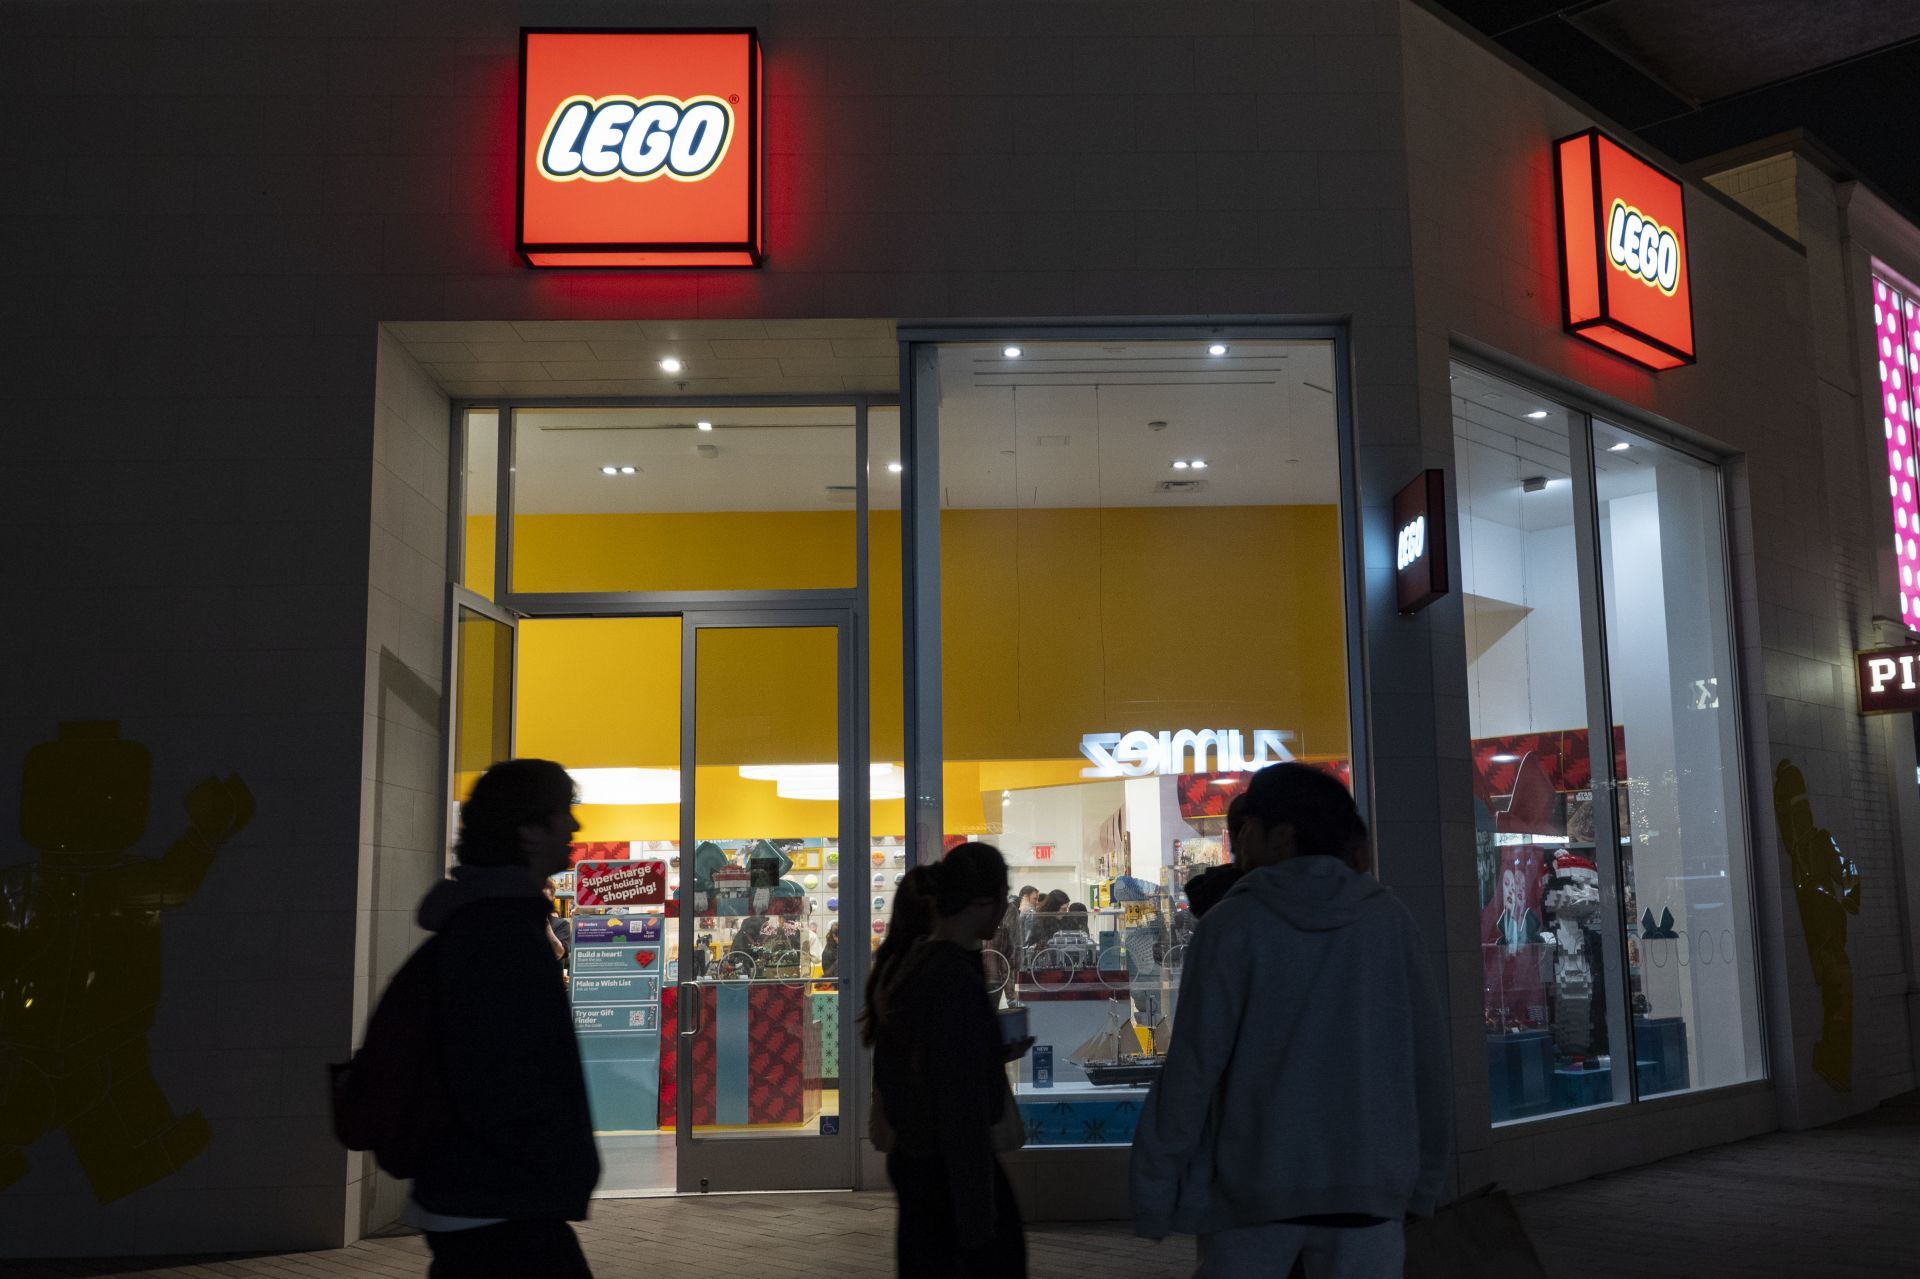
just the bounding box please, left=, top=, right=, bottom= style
left=1242, top=763, right=1370, bottom=872
left=456, top=759, right=575, bottom=867
left=1018, top=885, right=1039, bottom=901
left=1225, top=793, right=1249, bottom=855
left=861, top=865, right=936, bottom=1045
left=927, top=842, right=1009, bottom=916
left=1186, top=864, right=1244, bottom=918
left=1040, top=889, right=1069, bottom=914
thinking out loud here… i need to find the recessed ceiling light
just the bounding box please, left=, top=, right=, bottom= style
left=1491, top=753, right=1520, bottom=763
left=1609, top=441, right=1631, bottom=452
left=659, top=357, right=682, bottom=373
left=1208, top=343, right=1229, bottom=356
left=1526, top=410, right=1549, bottom=420
left=1190, top=459, right=1209, bottom=470
left=620, top=465, right=636, bottom=474
left=1172, top=460, right=1190, bottom=470
left=697, top=420, right=713, bottom=431
left=1003, top=345, right=1022, bottom=358
left=601, top=465, right=617, bottom=475
left=887, top=461, right=903, bottom=474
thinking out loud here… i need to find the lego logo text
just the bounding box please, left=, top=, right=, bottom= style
left=1607, top=199, right=1680, bottom=295
left=539, top=95, right=734, bottom=182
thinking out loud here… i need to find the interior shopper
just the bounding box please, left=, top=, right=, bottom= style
left=1131, top=764, right=1451, bottom=1278
left=409, top=759, right=600, bottom=1278
left=869, top=844, right=1035, bottom=1278
left=1185, top=794, right=1250, bottom=919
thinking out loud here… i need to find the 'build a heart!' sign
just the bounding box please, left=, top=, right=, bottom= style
left=575, top=860, right=667, bottom=908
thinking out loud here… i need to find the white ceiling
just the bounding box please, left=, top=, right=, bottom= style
left=461, top=332, right=1342, bottom=516
left=933, top=340, right=1339, bottom=509
left=1451, top=363, right=1658, bottom=532
left=393, top=318, right=900, bottom=400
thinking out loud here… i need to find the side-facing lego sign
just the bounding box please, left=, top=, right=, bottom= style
left=1554, top=129, right=1695, bottom=370
left=518, top=29, right=762, bottom=267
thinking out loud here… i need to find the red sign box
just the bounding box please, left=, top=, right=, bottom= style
left=574, top=859, right=668, bottom=907
left=518, top=29, right=762, bottom=268
left=1554, top=129, right=1695, bottom=370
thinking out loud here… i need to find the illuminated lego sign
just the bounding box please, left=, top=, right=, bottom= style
left=1394, top=469, right=1449, bottom=613
left=1554, top=129, right=1695, bottom=370
left=518, top=29, right=762, bottom=267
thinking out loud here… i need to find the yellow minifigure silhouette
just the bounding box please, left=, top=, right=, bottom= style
left=0, top=721, right=254, bottom=1203
left=1773, top=758, right=1861, bottom=1092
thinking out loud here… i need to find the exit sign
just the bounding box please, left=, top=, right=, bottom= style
left=1032, top=844, right=1054, bottom=861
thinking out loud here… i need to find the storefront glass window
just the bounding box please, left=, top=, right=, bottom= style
left=1454, top=366, right=1621, bottom=1120
left=461, top=410, right=498, bottom=599
left=930, top=338, right=1351, bottom=1147
left=1593, top=419, right=1765, bottom=1096
left=506, top=405, right=857, bottom=594
left=1454, top=360, right=1760, bottom=1123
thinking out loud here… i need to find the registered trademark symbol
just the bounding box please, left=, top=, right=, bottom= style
left=729, top=94, right=739, bottom=104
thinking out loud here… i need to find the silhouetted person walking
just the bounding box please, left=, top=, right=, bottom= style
left=1132, top=764, right=1450, bottom=1277
left=870, top=843, right=1034, bottom=1277
left=410, top=759, right=599, bottom=1277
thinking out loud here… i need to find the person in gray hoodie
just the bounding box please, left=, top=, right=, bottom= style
left=1131, top=763, right=1450, bottom=1277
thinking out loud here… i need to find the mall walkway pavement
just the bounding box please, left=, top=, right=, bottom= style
left=4, top=1092, right=1914, bottom=1278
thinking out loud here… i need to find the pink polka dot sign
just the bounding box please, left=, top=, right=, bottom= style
left=1873, top=276, right=1920, bottom=632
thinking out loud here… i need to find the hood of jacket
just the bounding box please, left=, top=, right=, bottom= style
left=1230, top=855, right=1388, bottom=932
left=417, top=863, right=546, bottom=932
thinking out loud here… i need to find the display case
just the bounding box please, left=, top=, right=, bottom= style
left=990, top=888, right=1192, bottom=1146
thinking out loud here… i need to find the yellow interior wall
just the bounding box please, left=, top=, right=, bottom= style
left=488, top=504, right=1347, bottom=841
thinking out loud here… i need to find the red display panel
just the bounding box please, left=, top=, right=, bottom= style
left=518, top=29, right=762, bottom=268
left=1554, top=129, right=1695, bottom=369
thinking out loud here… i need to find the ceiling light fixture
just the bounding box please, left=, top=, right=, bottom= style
left=1609, top=441, right=1631, bottom=452
left=1172, top=460, right=1190, bottom=470
left=1522, top=476, right=1548, bottom=493
left=1190, top=459, right=1209, bottom=470
left=620, top=465, right=636, bottom=474
left=1526, top=410, right=1549, bottom=420
left=1208, top=343, right=1229, bottom=356
left=1003, top=345, right=1023, bottom=358
left=659, top=357, right=682, bottom=373
left=601, top=465, right=617, bottom=475
left=697, top=420, right=713, bottom=431
left=1490, top=753, right=1520, bottom=763
left=887, top=461, right=903, bottom=473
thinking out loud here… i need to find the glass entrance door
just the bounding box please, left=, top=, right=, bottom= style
left=675, top=613, right=858, bottom=1191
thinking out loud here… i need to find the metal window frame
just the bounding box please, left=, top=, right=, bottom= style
left=895, top=321, right=1371, bottom=859
left=444, top=391, right=894, bottom=1191
left=675, top=606, right=860, bottom=1193
left=1449, top=349, right=1769, bottom=1112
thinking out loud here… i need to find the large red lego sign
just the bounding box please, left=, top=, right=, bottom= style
left=1554, top=129, right=1695, bottom=370
left=518, top=29, right=763, bottom=268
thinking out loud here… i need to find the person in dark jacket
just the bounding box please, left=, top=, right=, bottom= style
left=871, top=843, right=1034, bottom=1277
left=409, top=758, right=599, bottom=1278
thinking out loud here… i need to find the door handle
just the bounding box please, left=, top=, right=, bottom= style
left=679, top=981, right=703, bottom=1037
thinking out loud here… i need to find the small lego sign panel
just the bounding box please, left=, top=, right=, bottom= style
left=519, top=29, right=763, bottom=267
left=1554, top=129, right=1696, bottom=370
left=1393, top=469, right=1449, bottom=613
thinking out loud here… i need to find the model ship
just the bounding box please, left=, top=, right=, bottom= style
left=1070, top=999, right=1169, bottom=1087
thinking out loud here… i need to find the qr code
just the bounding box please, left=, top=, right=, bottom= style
left=629, top=1009, right=648, bottom=1027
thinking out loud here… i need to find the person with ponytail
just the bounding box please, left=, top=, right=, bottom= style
left=869, top=842, right=1033, bottom=1277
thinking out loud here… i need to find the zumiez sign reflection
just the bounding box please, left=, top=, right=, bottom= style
left=1079, top=729, right=1296, bottom=779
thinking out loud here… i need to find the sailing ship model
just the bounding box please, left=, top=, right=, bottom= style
left=1070, top=999, right=1169, bottom=1087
